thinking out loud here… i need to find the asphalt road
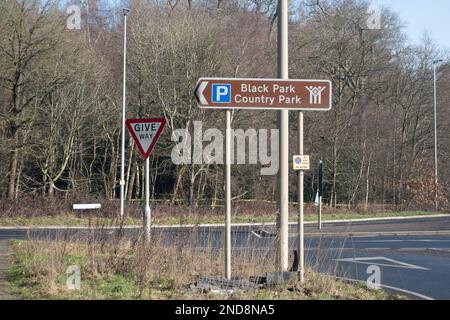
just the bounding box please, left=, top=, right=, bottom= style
left=1, top=215, right=449, bottom=300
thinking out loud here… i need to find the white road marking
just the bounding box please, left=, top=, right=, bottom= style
left=356, top=239, right=450, bottom=243
left=333, top=256, right=431, bottom=270
left=251, top=231, right=262, bottom=238
left=397, top=248, right=450, bottom=252
left=333, top=276, right=434, bottom=300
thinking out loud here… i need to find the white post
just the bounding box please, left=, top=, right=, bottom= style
left=433, top=62, right=439, bottom=211
left=318, top=160, right=323, bottom=230
left=276, top=0, right=289, bottom=272
left=298, top=112, right=304, bottom=283
left=120, top=8, right=130, bottom=224
left=225, top=110, right=232, bottom=279
left=144, top=157, right=151, bottom=243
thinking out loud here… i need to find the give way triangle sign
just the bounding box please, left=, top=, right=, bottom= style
left=126, top=118, right=166, bottom=160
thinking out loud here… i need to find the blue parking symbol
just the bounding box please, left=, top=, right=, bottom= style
left=212, top=84, right=231, bottom=103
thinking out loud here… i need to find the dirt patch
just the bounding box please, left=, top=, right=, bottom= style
left=0, top=240, right=17, bottom=300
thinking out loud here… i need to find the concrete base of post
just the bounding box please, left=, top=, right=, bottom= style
left=266, top=272, right=298, bottom=286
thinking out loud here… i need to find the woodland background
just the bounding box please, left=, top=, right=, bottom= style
left=1, top=0, right=449, bottom=215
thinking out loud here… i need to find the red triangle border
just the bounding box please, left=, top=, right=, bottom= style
left=126, top=118, right=166, bottom=160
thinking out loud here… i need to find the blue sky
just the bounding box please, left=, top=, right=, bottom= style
left=371, top=0, right=450, bottom=50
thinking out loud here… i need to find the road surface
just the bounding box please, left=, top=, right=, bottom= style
left=1, top=215, right=449, bottom=300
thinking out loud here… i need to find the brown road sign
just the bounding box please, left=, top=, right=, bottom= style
left=195, top=78, right=332, bottom=111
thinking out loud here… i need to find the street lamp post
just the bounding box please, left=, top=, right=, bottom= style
left=433, top=59, right=442, bottom=211
left=120, top=8, right=130, bottom=225
left=277, top=0, right=289, bottom=273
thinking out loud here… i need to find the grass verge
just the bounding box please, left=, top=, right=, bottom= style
left=0, top=211, right=442, bottom=227
left=6, top=239, right=404, bottom=300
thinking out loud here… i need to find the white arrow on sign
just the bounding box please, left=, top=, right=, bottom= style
left=195, top=80, right=208, bottom=105
left=126, top=118, right=166, bottom=160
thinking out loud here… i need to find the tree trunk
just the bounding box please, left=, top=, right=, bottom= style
left=127, top=162, right=136, bottom=201
left=136, top=164, right=141, bottom=201
left=48, top=180, right=55, bottom=197
left=7, top=130, right=19, bottom=200
left=211, top=169, right=219, bottom=209
left=330, top=139, right=338, bottom=208
left=15, top=157, right=23, bottom=199
left=189, top=167, right=196, bottom=208
left=171, top=166, right=185, bottom=205
left=365, top=156, right=372, bottom=212
left=125, top=140, right=134, bottom=198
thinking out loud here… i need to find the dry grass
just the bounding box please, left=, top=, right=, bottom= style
left=6, top=227, right=403, bottom=300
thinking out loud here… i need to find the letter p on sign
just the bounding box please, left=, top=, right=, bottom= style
left=212, top=84, right=231, bottom=103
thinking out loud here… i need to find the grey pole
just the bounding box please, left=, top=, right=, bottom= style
left=298, top=112, right=304, bottom=283
left=433, top=60, right=442, bottom=211
left=144, top=157, right=151, bottom=243
left=318, top=160, right=323, bottom=230
left=318, top=195, right=322, bottom=230
left=225, top=110, right=232, bottom=279
left=276, top=0, right=289, bottom=272
left=120, top=8, right=130, bottom=224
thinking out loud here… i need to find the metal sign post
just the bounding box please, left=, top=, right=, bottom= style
left=318, top=160, right=323, bottom=230
left=277, top=0, right=289, bottom=273
left=194, top=0, right=332, bottom=280
left=126, top=118, right=166, bottom=243
left=293, top=140, right=310, bottom=282
left=144, top=157, right=151, bottom=242
left=433, top=59, right=443, bottom=210
left=120, top=8, right=130, bottom=226
left=298, top=113, right=305, bottom=283
left=225, top=110, right=232, bottom=279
